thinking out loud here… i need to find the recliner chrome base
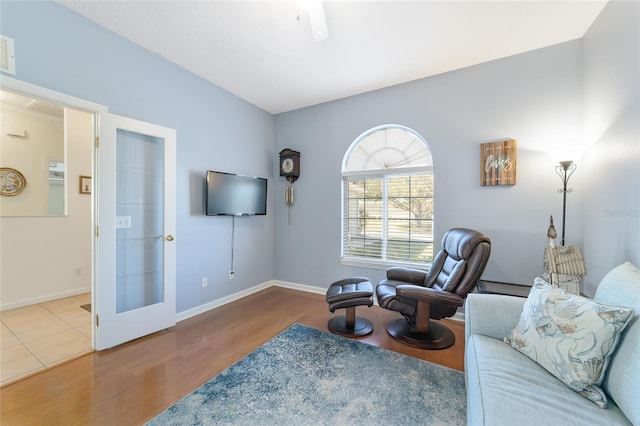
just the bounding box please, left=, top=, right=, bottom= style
left=385, top=318, right=455, bottom=350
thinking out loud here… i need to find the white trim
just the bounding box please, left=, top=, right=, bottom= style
left=342, top=124, right=432, bottom=172
left=273, top=279, right=383, bottom=305
left=0, top=287, right=91, bottom=311
left=0, top=78, right=108, bottom=351
left=0, top=76, right=107, bottom=112
left=1, top=35, right=16, bottom=75
left=272, top=279, right=327, bottom=295
left=176, top=281, right=273, bottom=322
left=342, top=165, right=433, bottom=178
left=175, top=280, right=470, bottom=325
left=176, top=280, right=329, bottom=322
left=0, top=277, right=460, bottom=326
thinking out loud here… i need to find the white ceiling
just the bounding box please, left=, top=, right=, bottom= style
left=58, top=1, right=607, bottom=114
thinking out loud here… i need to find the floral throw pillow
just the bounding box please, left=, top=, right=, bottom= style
left=504, top=278, right=633, bottom=408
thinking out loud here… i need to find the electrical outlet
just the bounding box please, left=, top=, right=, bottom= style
left=74, top=268, right=81, bottom=277
left=201, top=277, right=208, bottom=287
left=229, top=271, right=235, bottom=280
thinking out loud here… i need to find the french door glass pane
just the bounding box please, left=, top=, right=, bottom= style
left=115, top=129, right=164, bottom=314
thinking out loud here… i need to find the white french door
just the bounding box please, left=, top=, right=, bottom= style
left=95, top=113, right=176, bottom=350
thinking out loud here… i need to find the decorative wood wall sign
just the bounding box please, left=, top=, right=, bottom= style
left=480, top=139, right=517, bottom=186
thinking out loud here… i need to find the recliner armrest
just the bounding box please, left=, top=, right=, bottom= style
left=386, top=267, right=427, bottom=284
left=396, top=285, right=465, bottom=307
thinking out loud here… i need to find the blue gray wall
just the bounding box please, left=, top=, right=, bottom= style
left=274, top=41, right=585, bottom=288
left=581, top=1, right=640, bottom=296
left=274, top=0, right=639, bottom=294
left=0, top=1, right=276, bottom=313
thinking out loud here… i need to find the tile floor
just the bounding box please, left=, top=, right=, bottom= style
left=0, top=293, right=93, bottom=386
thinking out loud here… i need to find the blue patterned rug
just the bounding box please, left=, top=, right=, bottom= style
left=147, top=323, right=466, bottom=425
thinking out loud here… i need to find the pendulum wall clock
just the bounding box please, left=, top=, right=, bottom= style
left=279, top=148, right=301, bottom=224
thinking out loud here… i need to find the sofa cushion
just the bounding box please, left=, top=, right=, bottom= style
left=467, top=333, right=631, bottom=426
left=504, top=278, right=633, bottom=408
left=594, top=262, right=640, bottom=425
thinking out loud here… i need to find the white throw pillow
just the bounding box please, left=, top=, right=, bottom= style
left=504, top=277, right=633, bottom=408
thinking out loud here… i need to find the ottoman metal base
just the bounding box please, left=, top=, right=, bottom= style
left=328, top=306, right=374, bottom=337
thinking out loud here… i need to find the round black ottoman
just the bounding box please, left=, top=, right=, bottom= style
left=325, top=277, right=374, bottom=337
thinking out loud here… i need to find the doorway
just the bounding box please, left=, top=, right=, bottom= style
left=1, top=77, right=177, bottom=371
left=0, top=87, right=98, bottom=385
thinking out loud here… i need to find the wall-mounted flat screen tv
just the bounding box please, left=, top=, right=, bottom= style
left=205, top=170, right=267, bottom=216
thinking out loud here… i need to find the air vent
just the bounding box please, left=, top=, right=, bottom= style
left=1, top=35, right=16, bottom=75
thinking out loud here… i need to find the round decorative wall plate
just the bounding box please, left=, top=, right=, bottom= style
left=0, top=167, right=27, bottom=196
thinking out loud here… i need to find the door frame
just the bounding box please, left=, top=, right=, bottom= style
left=1, top=76, right=107, bottom=349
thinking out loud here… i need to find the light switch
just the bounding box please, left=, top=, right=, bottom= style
left=116, top=216, right=132, bottom=229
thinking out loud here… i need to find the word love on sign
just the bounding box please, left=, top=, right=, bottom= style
left=480, top=139, right=517, bottom=186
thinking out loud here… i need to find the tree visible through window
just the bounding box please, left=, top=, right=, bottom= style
left=342, top=125, right=434, bottom=267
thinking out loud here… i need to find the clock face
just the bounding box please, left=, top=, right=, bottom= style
left=282, top=158, right=294, bottom=174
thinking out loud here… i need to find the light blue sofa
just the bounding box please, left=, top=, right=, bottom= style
left=464, top=262, right=639, bottom=426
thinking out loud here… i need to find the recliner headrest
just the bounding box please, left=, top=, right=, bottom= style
left=441, top=228, right=490, bottom=260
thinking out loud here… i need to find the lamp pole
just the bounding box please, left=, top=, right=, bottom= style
left=555, top=160, right=576, bottom=246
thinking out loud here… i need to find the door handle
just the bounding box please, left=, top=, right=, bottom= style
left=163, top=234, right=174, bottom=242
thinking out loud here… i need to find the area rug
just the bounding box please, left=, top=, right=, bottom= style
left=147, top=323, right=466, bottom=425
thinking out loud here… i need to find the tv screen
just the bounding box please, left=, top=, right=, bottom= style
left=206, top=171, right=267, bottom=216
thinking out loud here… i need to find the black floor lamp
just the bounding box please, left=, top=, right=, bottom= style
left=555, top=160, right=577, bottom=246
left=547, top=155, right=586, bottom=295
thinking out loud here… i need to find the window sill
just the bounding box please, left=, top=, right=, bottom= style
left=341, top=257, right=431, bottom=271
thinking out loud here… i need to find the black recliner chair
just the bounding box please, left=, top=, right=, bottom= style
left=376, top=228, right=491, bottom=349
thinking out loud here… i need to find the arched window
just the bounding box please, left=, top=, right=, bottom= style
left=341, top=125, right=434, bottom=268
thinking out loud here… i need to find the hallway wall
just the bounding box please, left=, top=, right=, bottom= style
left=1, top=108, right=93, bottom=309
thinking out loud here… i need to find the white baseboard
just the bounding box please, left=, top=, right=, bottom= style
left=0, top=287, right=91, bottom=312
left=272, top=280, right=384, bottom=305
left=3, top=279, right=463, bottom=325
left=271, top=280, right=327, bottom=295
left=176, top=281, right=273, bottom=323
left=175, top=280, right=467, bottom=325
left=175, top=280, right=329, bottom=323
left=1, top=280, right=328, bottom=318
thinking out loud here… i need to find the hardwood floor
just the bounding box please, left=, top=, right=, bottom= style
left=0, top=286, right=464, bottom=425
